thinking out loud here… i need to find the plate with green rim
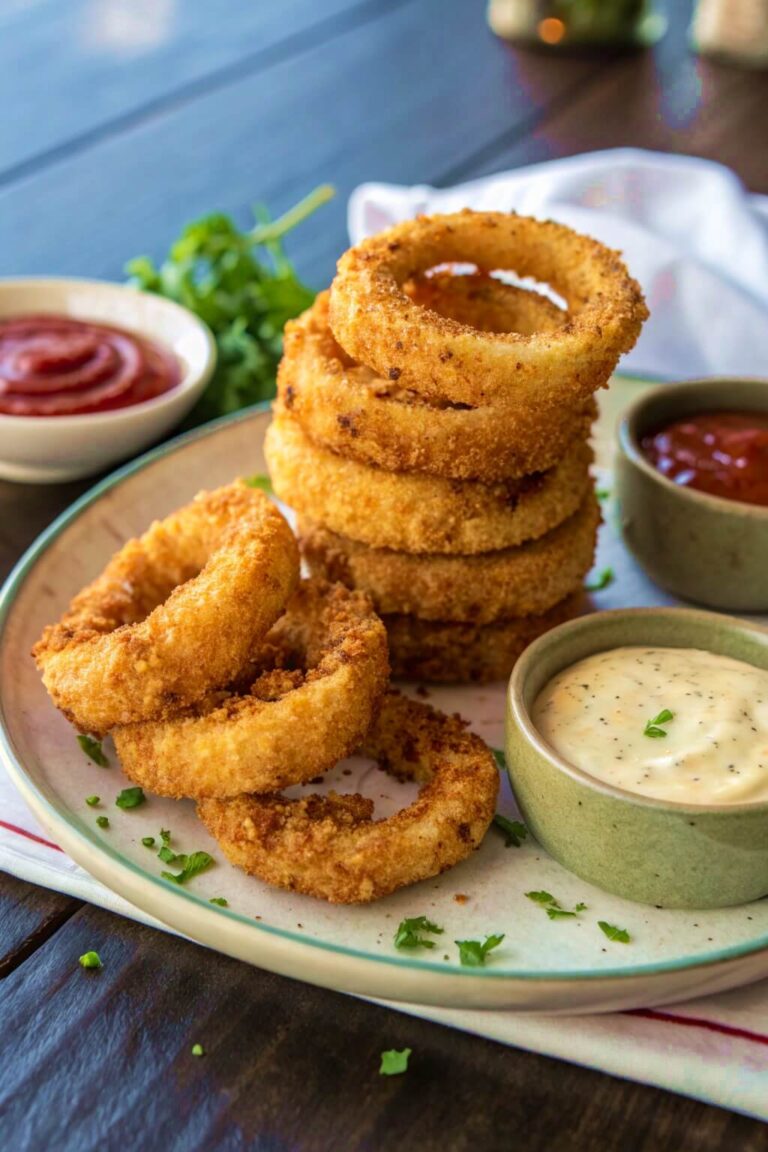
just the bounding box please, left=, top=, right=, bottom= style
left=2, top=400, right=768, bottom=1014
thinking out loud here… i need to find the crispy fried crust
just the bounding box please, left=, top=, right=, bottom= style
left=384, top=594, right=585, bottom=683
left=33, top=483, right=299, bottom=735
left=299, top=494, right=599, bottom=623
left=197, top=690, right=499, bottom=903
left=329, top=210, right=647, bottom=407
left=278, top=289, right=595, bottom=482
left=265, top=412, right=593, bottom=554
left=113, top=580, right=389, bottom=799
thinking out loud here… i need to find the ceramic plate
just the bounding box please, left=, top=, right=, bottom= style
left=3, top=402, right=768, bottom=1014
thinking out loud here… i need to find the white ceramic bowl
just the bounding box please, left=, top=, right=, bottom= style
left=0, top=278, right=216, bottom=483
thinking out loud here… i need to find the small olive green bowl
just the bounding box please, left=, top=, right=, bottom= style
left=505, top=607, right=768, bottom=909
left=616, top=377, right=768, bottom=611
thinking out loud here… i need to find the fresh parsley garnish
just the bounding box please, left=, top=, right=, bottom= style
left=575, top=902, right=588, bottom=912
left=546, top=907, right=577, bottom=920
left=115, top=786, right=146, bottom=810
left=162, top=851, right=214, bottom=886
left=394, top=916, right=444, bottom=950
left=526, top=890, right=557, bottom=905
left=191, top=1043, right=204, bottom=1057
left=160, top=829, right=172, bottom=847
left=644, top=709, right=674, bottom=739
left=379, top=1048, right=411, bottom=1076
left=596, top=487, right=611, bottom=501
left=244, top=473, right=273, bottom=494
left=126, top=185, right=333, bottom=425
left=141, top=836, right=156, bottom=848
left=526, top=891, right=585, bottom=919
left=209, top=897, right=229, bottom=908
left=96, top=816, right=109, bottom=829
left=491, top=748, right=506, bottom=771
left=85, top=795, right=100, bottom=807
left=79, top=951, right=102, bottom=969
left=585, top=567, right=614, bottom=593
left=493, top=814, right=528, bottom=848
left=77, top=734, right=109, bottom=767
left=455, top=934, right=505, bottom=967
left=599, top=921, right=631, bottom=943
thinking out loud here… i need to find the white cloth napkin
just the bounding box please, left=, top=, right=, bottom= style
left=349, top=148, right=768, bottom=382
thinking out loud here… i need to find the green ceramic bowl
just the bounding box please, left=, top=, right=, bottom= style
left=505, top=607, right=768, bottom=909
left=615, top=377, right=768, bottom=611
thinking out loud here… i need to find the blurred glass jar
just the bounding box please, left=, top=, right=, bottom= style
left=488, top=0, right=667, bottom=49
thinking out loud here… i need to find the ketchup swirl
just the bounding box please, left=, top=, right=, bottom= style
left=642, top=410, right=768, bottom=509
left=0, top=315, right=180, bottom=416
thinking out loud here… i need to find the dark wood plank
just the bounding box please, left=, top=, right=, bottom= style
left=0, top=478, right=91, bottom=582
left=0, top=0, right=402, bottom=181
left=0, top=871, right=80, bottom=978
left=457, top=4, right=768, bottom=194
left=0, top=0, right=601, bottom=290
left=0, top=900, right=763, bottom=1152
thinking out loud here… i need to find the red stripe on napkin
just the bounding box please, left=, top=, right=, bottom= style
left=0, top=818, right=62, bottom=853
left=629, top=1008, right=768, bottom=1049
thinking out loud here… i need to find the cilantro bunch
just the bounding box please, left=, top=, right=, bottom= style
left=126, top=184, right=333, bottom=425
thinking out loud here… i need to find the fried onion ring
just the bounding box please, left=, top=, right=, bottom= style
left=33, top=483, right=299, bottom=735
left=299, top=494, right=599, bottom=623
left=384, top=594, right=584, bottom=684
left=112, top=580, right=389, bottom=799
left=329, top=210, right=647, bottom=407
left=265, top=412, right=592, bottom=554
left=197, top=690, right=499, bottom=903
left=277, top=290, right=595, bottom=482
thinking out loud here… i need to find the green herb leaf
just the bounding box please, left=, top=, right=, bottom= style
left=191, top=1043, right=204, bottom=1057
left=209, top=897, right=229, bottom=907
left=79, top=951, right=103, bottom=969
left=546, top=907, right=577, bottom=920
left=598, top=921, right=631, bottom=943
left=596, top=487, right=611, bottom=501
left=160, top=829, right=172, bottom=847
left=85, top=795, right=100, bottom=807
left=394, top=916, right=444, bottom=950
left=379, top=1048, right=411, bottom=1076
left=126, top=185, right=334, bottom=426
left=115, top=786, right=146, bottom=810
left=455, top=934, right=505, bottom=967
left=77, top=734, right=109, bottom=767
left=493, top=814, right=528, bottom=848
left=585, top=567, right=614, bottom=593
left=644, top=710, right=674, bottom=738
left=575, top=902, right=588, bottom=912
left=491, top=747, right=507, bottom=771
left=96, top=816, right=110, bottom=829
left=158, top=844, right=183, bottom=865
left=141, top=836, right=156, bottom=848
left=244, top=473, right=273, bottom=494
left=162, top=851, right=214, bottom=886
left=651, top=709, right=674, bottom=726
left=525, top=890, right=557, bottom=905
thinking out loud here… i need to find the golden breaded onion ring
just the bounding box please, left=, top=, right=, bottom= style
left=329, top=210, right=648, bottom=407
left=265, top=412, right=592, bottom=554
left=197, top=691, right=499, bottom=904
left=33, top=483, right=299, bottom=735
left=113, top=580, right=389, bottom=799
left=277, top=290, right=595, bottom=482
left=299, top=494, right=599, bottom=623
left=384, top=594, right=584, bottom=684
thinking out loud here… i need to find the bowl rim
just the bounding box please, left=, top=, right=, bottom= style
left=617, top=375, right=768, bottom=521
left=0, top=275, right=216, bottom=427
left=508, top=605, right=768, bottom=816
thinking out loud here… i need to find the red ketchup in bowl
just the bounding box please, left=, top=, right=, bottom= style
left=642, top=411, right=768, bottom=508
left=0, top=315, right=181, bottom=416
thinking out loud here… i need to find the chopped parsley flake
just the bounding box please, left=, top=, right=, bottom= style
left=115, top=787, right=146, bottom=810
left=491, top=748, right=507, bottom=771
left=96, top=816, right=109, bottom=829
left=527, top=891, right=585, bottom=919
left=160, top=829, right=172, bottom=847
left=585, top=567, right=614, bottom=593
left=162, top=850, right=214, bottom=886
left=575, top=902, right=588, bottom=912
left=79, top=951, right=103, bottom=969
left=596, top=488, right=611, bottom=502
left=526, top=890, right=557, bottom=905
left=644, top=709, right=674, bottom=739
left=209, top=897, right=229, bottom=907
left=141, top=836, right=156, bottom=848
left=85, top=795, right=100, bottom=807
left=455, top=934, right=504, bottom=967
left=546, top=907, right=577, bottom=920
left=379, top=1048, right=411, bottom=1076
left=244, top=473, right=273, bottom=494
left=394, top=916, right=444, bottom=950
left=493, top=814, right=528, bottom=848
left=191, top=1043, right=205, bottom=1057
left=77, top=734, right=109, bottom=767
left=599, top=921, right=631, bottom=943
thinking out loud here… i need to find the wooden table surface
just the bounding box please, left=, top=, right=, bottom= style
left=2, top=3, right=768, bottom=1149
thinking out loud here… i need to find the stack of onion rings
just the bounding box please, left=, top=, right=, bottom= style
left=197, top=690, right=499, bottom=904
left=113, top=579, right=389, bottom=798
left=33, top=482, right=299, bottom=734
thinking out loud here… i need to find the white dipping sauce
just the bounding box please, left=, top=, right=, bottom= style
left=532, top=646, right=768, bottom=805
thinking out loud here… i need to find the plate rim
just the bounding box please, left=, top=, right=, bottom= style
left=2, top=401, right=768, bottom=992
